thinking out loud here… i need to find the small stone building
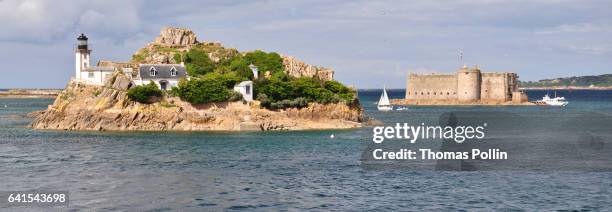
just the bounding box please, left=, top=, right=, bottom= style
left=233, top=81, right=253, bottom=102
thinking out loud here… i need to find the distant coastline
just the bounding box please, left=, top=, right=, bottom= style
left=520, top=86, right=612, bottom=90
left=0, top=89, right=61, bottom=98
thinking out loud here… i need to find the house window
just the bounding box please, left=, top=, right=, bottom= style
left=170, top=67, right=177, bottom=76
left=88, top=72, right=94, bottom=78
left=149, top=67, right=157, bottom=76
left=245, top=85, right=251, bottom=95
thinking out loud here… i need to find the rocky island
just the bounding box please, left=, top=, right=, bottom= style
left=30, top=27, right=365, bottom=131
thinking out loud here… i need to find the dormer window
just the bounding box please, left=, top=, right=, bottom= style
left=170, top=67, right=177, bottom=76
left=149, top=67, right=157, bottom=76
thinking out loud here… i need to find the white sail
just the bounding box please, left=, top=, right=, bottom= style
left=378, top=88, right=390, bottom=106
left=377, top=86, right=393, bottom=111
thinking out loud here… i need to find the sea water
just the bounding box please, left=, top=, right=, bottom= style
left=1, top=90, right=612, bottom=210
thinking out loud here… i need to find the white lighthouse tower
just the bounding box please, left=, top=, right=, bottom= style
left=75, top=33, right=91, bottom=81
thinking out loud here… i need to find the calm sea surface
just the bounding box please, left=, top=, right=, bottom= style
left=1, top=90, right=612, bottom=211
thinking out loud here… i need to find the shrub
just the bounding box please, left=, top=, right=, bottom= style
left=254, top=77, right=356, bottom=109
left=228, top=90, right=243, bottom=102
left=228, top=57, right=254, bottom=80
left=127, top=81, right=162, bottom=103
left=244, top=50, right=284, bottom=74
left=184, top=49, right=215, bottom=76
left=174, top=73, right=242, bottom=104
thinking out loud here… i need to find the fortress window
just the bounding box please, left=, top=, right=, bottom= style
left=433, top=92, right=436, bottom=95
left=465, top=92, right=467, bottom=94
left=447, top=92, right=450, bottom=95
left=427, top=92, right=430, bottom=95
left=421, top=92, right=424, bottom=95
left=408, top=92, right=411, bottom=95
left=453, top=92, right=456, bottom=95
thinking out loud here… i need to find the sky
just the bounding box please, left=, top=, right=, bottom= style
left=0, top=0, right=610, bottom=89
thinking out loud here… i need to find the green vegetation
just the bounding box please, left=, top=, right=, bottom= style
left=131, top=48, right=149, bottom=63
left=243, top=50, right=284, bottom=74
left=184, top=48, right=216, bottom=76
left=173, top=73, right=243, bottom=104
left=255, top=77, right=355, bottom=109
left=520, top=74, right=612, bottom=87
left=134, top=44, right=357, bottom=108
left=127, top=82, right=162, bottom=103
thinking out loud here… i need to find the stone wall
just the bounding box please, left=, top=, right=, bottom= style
left=406, top=74, right=457, bottom=100
left=404, top=66, right=524, bottom=103
left=512, top=91, right=529, bottom=103
left=481, top=73, right=508, bottom=101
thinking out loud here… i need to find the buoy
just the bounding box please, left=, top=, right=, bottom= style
left=330, top=134, right=335, bottom=139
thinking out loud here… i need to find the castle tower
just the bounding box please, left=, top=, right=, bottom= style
left=75, top=33, right=91, bottom=80
left=456, top=65, right=481, bottom=101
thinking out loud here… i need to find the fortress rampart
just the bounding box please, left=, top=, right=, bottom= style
left=403, top=65, right=527, bottom=104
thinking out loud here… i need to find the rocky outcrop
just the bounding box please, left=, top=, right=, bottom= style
left=282, top=56, right=334, bottom=81
left=130, top=27, right=336, bottom=81
left=153, top=27, right=198, bottom=46
left=30, top=72, right=364, bottom=131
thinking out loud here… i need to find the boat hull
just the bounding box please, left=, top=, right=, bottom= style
left=377, top=105, right=393, bottom=111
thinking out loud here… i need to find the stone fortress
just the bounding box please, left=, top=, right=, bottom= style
left=395, top=65, right=530, bottom=105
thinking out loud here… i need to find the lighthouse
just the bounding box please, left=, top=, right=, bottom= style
left=75, top=33, right=91, bottom=80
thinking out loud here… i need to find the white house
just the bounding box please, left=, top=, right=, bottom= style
left=133, top=64, right=187, bottom=90
left=74, top=33, right=116, bottom=86
left=233, top=81, right=253, bottom=102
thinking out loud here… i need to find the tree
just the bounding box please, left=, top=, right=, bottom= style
left=244, top=50, right=284, bottom=74
left=127, top=81, right=162, bottom=103
left=228, top=57, right=253, bottom=80
left=184, top=49, right=215, bottom=76
left=174, top=73, right=243, bottom=104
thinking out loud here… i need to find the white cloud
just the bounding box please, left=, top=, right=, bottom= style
left=1, top=0, right=611, bottom=88
left=0, top=0, right=144, bottom=42
left=535, top=23, right=612, bottom=34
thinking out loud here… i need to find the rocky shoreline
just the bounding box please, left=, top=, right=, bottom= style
left=30, top=73, right=366, bottom=131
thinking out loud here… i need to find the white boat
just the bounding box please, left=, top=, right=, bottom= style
left=541, top=91, right=568, bottom=106
left=395, top=107, right=408, bottom=111
left=377, top=86, right=393, bottom=111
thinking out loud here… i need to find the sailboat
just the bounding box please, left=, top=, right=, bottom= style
left=377, top=86, right=393, bottom=111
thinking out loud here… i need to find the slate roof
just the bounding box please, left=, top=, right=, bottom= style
left=138, top=64, right=187, bottom=80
